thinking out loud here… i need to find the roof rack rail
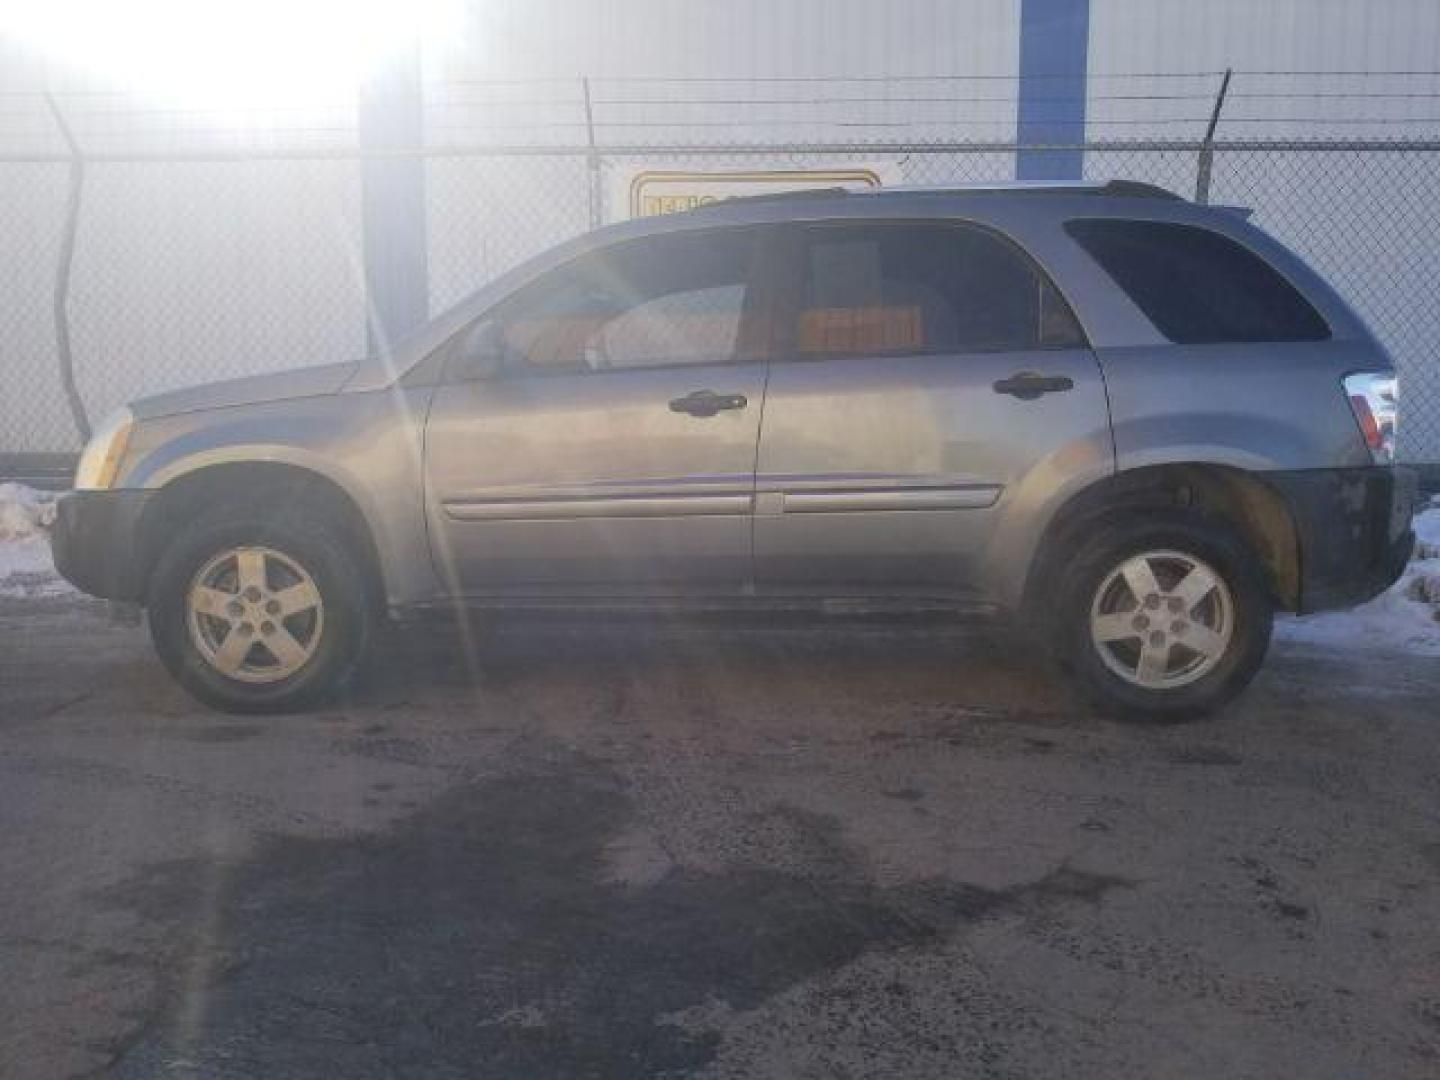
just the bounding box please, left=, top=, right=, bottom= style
left=683, top=178, right=1184, bottom=212
left=1098, top=179, right=1184, bottom=200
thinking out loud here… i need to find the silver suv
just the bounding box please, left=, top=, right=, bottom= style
left=52, top=181, right=1417, bottom=717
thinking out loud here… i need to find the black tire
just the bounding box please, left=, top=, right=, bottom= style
left=146, top=506, right=373, bottom=714
left=1055, top=510, right=1273, bottom=720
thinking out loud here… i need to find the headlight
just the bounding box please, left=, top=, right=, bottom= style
left=74, top=407, right=135, bottom=490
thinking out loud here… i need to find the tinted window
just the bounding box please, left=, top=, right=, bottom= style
left=1066, top=218, right=1330, bottom=344
left=494, top=229, right=756, bottom=373
left=789, top=222, right=1084, bottom=358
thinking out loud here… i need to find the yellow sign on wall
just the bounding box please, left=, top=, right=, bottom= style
left=616, top=164, right=902, bottom=220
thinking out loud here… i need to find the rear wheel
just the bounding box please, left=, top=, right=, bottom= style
left=1057, top=511, right=1273, bottom=719
left=147, top=508, right=372, bottom=713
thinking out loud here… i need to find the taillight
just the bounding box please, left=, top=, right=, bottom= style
left=1343, top=372, right=1398, bottom=464
left=1349, top=393, right=1382, bottom=450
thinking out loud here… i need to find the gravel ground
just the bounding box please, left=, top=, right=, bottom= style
left=2, top=593, right=1439, bottom=1079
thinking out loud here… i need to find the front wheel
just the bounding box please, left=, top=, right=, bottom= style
left=1056, top=511, right=1274, bottom=720
left=147, top=509, right=373, bottom=713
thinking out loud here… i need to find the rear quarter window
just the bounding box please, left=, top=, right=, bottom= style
left=1065, top=218, right=1330, bottom=345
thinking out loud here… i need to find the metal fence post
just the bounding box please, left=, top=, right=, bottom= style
left=1194, top=68, right=1233, bottom=204
left=43, top=93, right=91, bottom=445
left=358, top=39, right=429, bottom=355
left=582, top=77, right=602, bottom=229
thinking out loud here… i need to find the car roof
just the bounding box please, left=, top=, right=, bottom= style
left=593, top=178, right=1200, bottom=238
left=554, top=179, right=1191, bottom=252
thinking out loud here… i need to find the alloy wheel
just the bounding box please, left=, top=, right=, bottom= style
left=186, top=545, right=325, bottom=684
left=1088, top=549, right=1234, bottom=690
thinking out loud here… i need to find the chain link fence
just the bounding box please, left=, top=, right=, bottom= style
left=4, top=138, right=1440, bottom=465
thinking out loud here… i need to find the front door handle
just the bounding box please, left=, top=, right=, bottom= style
left=992, top=372, right=1075, bottom=400
left=668, top=390, right=748, bottom=417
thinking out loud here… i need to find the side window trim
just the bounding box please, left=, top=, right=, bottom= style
left=765, top=217, right=1089, bottom=365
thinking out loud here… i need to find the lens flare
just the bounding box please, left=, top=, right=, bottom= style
left=0, top=0, right=462, bottom=107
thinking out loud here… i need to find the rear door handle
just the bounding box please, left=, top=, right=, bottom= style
left=669, top=390, right=748, bottom=417
left=992, top=372, right=1075, bottom=400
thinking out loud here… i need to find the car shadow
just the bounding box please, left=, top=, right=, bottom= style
left=344, top=611, right=1090, bottom=725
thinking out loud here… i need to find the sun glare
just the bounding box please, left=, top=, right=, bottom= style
left=0, top=0, right=462, bottom=107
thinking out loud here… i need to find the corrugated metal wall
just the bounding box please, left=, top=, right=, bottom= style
left=1088, top=0, right=1440, bottom=138
left=432, top=1, right=1018, bottom=84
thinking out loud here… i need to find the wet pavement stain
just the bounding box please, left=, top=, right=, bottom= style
left=98, top=753, right=1134, bottom=1079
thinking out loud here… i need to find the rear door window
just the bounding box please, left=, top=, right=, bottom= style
left=781, top=221, right=1084, bottom=359
left=1065, top=218, right=1330, bottom=344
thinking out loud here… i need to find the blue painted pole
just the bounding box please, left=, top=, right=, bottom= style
left=358, top=40, right=429, bottom=354
left=1016, top=0, right=1090, bottom=182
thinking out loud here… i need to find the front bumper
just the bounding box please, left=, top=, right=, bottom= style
left=50, top=490, right=154, bottom=603
left=1267, top=466, right=1418, bottom=614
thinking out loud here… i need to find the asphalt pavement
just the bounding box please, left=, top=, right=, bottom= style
left=2, top=593, right=1439, bottom=1078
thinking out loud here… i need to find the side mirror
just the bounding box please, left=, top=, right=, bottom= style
left=452, top=319, right=509, bottom=381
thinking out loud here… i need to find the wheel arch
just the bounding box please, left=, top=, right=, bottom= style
left=135, top=461, right=386, bottom=612
left=1021, top=463, right=1302, bottom=622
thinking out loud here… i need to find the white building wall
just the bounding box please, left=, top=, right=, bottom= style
left=423, top=0, right=1021, bottom=313
left=1088, top=0, right=1440, bottom=139
left=432, top=0, right=1018, bottom=85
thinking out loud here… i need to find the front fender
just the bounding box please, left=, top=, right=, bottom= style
left=118, top=389, right=439, bottom=608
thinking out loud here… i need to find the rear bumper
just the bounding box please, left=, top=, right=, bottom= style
left=1267, top=466, right=1418, bottom=614
left=50, top=490, right=154, bottom=603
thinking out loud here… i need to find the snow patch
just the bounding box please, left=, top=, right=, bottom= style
left=1414, top=499, right=1440, bottom=557
left=0, top=483, right=74, bottom=598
